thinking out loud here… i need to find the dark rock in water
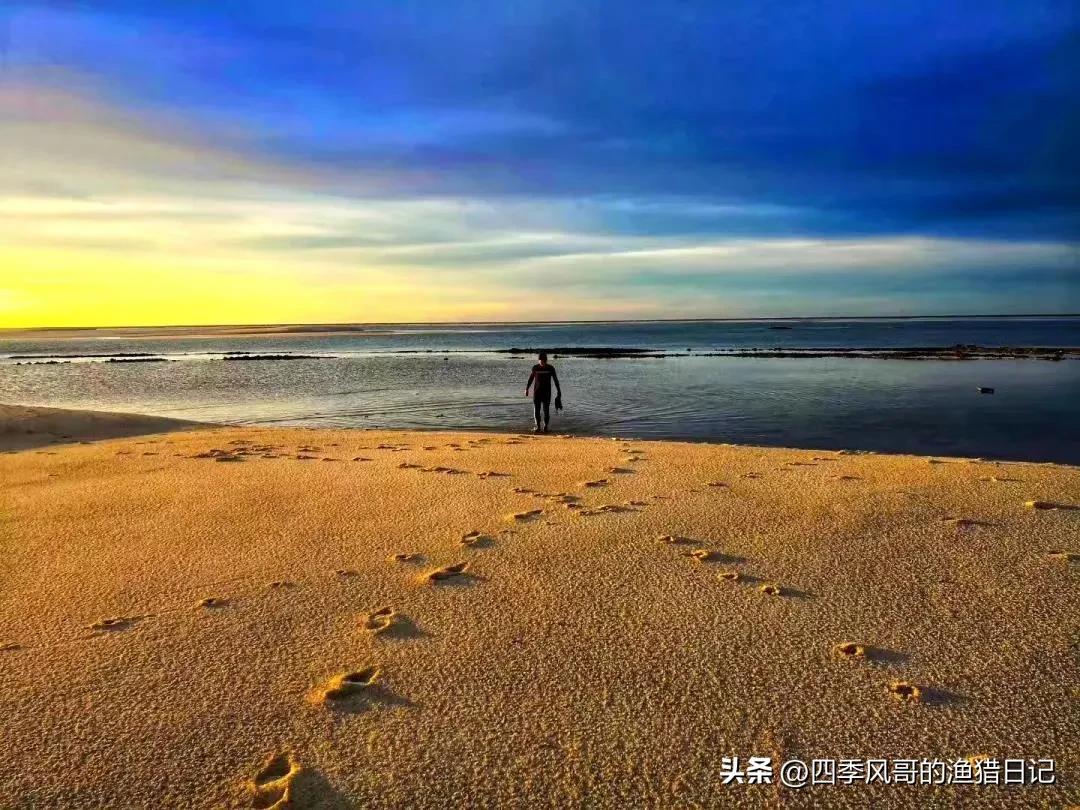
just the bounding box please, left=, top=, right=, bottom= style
left=221, top=354, right=325, bottom=361
left=504, top=347, right=656, bottom=358
left=977, top=387, right=995, bottom=394
left=769, top=325, right=793, bottom=330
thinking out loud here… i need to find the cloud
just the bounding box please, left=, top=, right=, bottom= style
left=1, top=3, right=1078, bottom=326
left=7, top=2, right=1078, bottom=238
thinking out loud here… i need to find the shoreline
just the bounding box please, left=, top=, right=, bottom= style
left=1, top=404, right=1078, bottom=806
left=3, top=402, right=1077, bottom=467
left=0, top=402, right=206, bottom=452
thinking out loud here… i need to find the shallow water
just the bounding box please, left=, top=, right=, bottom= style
left=3, top=318, right=1078, bottom=463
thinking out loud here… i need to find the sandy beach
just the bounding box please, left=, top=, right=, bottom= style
left=0, top=405, right=1077, bottom=808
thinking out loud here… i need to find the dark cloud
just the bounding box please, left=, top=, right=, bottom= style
left=7, top=1, right=1080, bottom=241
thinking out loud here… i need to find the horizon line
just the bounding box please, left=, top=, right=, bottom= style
left=2, top=312, right=1079, bottom=333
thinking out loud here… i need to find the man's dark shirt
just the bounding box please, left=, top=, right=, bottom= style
left=528, top=363, right=559, bottom=401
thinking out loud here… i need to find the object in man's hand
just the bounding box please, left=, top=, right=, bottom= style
left=554, top=394, right=563, bottom=411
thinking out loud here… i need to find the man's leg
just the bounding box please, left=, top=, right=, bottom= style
left=533, top=398, right=543, bottom=431
left=542, top=399, right=550, bottom=432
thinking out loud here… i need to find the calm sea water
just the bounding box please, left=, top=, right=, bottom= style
left=3, top=318, right=1079, bottom=463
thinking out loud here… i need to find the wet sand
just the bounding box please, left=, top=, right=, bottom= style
left=0, top=405, right=1077, bottom=807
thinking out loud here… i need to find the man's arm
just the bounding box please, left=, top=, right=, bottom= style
left=525, top=370, right=535, bottom=396
left=552, top=368, right=561, bottom=395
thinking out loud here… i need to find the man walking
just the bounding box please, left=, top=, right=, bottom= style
left=525, top=352, right=561, bottom=433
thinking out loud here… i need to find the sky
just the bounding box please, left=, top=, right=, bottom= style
left=1, top=1, right=1078, bottom=326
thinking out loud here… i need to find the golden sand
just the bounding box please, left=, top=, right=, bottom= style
left=0, top=405, right=1077, bottom=807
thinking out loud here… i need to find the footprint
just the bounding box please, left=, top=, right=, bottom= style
left=657, top=534, right=693, bottom=545
left=717, top=570, right=742, bottom=582
left=88, top=616, right=144, bottom=632
left=389, top=552, right=422, bottom=563
left=460, top=531, right=494, bottom=548
left=758, top=583, right=783, bottom=597
left=580, top=504, right=632, bottom=516
left=1025, top=500, right=1077, bottom=510
left=688, top=549, right=715, bottom=562
left=267, top=580, right=296, bottom=590
left=249, top=752, right=301, bottom=809
left=351, top=456, right=372, bottom=462
left=397, top=462, right=422, bottom=469
left=941, top=517, right=985, bottom=529
left=607, top=467, right=635, bottom=475
left=583, top=479, right=610, bottom=488
left=476, top=471, right=511, bottom=479
left=833, top=642, right=867, bottom=660
left=513, top=486, right=536, bottom=494
left=886, top=680, right=922, bottom=702
left=197, top=597, right=230, bottom=609
left=832, top=475, right=862, bottom=481
left=741, top=473, right=762, bottom=479
left=361, top=607, right=397, bottom=634
left=0, top=642, right=21, bottom=652
left=510, top=509, right=543, bottom=523
left=551, top=494, right=581, bottom=504
left=313, top=667, right=380, bottom=705
left=706, top=481, right=728, bottom=489
left=426, top=562, right=469, bottom=582
left=335, top=569, right=359, bottom=578
left=1046, top=549, right=1079, bottom=562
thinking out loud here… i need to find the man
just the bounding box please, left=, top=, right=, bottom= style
left=525, top=352, right=561, bottom=433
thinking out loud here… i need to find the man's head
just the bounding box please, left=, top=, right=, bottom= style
left=538, top=352, right=548, bottom=363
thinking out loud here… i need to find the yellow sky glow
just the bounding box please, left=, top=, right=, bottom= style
left=2, top=79, right=1076, bottom=328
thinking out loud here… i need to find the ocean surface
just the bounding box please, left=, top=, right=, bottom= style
left=3, top=317, right=1079, bottom=463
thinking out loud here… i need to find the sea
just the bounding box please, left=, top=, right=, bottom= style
left=2, top=317, right=1079, bottom=463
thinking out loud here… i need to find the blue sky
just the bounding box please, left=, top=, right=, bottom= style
left=1, top=1, right=1078, bottom=324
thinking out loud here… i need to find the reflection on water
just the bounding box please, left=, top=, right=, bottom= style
left=2, top=347, right=1078, bottom=463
